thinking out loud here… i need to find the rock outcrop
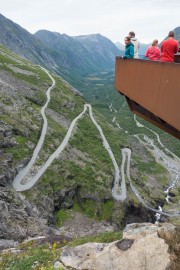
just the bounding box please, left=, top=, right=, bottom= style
left=60, top=223, right=180, bottom=270
left=0, top=187, right=59, bottom=241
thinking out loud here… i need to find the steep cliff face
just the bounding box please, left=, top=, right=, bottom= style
left=0, top=14, right=58, bottom=68
left=0, top=187, right=57, bottom=240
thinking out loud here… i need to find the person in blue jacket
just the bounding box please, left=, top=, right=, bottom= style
left=123, top=36, right=134, bottom=59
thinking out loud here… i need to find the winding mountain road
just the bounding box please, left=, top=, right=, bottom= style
left=107, top=94, right=180, bottom=217
left=134, top=115, right=180, bottom=206
left=12, top=68, right=180, bottom=218
left=12, top=69, right=126, bottom=200
left=12, top=67, right=55, bottom=190
left=122, top=148, right=179, bottom=217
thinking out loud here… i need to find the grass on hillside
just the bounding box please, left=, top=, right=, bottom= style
left=70, top=69, right=180, bottom=157
left=0, top=230, right=122, bottom=270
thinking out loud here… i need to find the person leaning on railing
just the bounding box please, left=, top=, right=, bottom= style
left=120, top=36, right=134, bottom=59
left=160, top=31, right=178, bottom=62
left=145, top=39, right=161, bottom=61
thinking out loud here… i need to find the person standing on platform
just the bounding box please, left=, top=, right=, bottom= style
left=145, top=39, right=161, bottom=61
left=122, top=36, right=134, bottom=59
left=129, top=31, right=140, bottom=58
left=160, top=31, right=178, bottom=62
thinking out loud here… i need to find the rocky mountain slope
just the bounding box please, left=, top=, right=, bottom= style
left=0, top=14, right=58, bottom=69
left=0, top=46, right=144, bottom=240
left=0, top=13, right=122, bottom=82
left=0, top=43, right=179, bottom=243
left=0, top=8, right=179, bottom=257
left=35, top=30, right=120, bottom=72
left=0, top=20, right=179, bottom=270
left=0, top=15, right=180, bottom=270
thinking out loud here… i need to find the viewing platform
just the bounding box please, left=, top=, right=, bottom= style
left=115, top=57, right=180, bottom=139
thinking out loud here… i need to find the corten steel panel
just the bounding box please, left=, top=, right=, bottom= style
left=115, top=58, right=180, bottom=131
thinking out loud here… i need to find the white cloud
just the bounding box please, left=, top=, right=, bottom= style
left=1, top=0, right=180, bottom=44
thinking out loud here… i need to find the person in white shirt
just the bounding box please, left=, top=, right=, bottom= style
left=129, top=31, right=140, bottom=58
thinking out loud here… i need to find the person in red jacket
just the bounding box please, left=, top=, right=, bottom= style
left=145, top=39, right=160, bottom=61
left=160, top=31, right=178, bottom=62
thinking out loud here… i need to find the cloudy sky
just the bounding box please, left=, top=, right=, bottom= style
left=1, top=0, right=179, bottom=44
